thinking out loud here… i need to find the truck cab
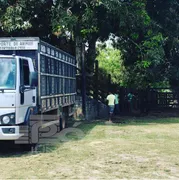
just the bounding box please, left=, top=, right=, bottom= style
left=0, top=55, right=37, bottom=140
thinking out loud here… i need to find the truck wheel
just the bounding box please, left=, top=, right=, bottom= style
left=60, top=116, right=66, bottom=130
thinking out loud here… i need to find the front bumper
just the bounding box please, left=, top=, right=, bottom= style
left=0, top=126, right=23, bottom=140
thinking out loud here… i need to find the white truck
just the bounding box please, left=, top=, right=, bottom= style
left=0, top=37, right=76, bottom=147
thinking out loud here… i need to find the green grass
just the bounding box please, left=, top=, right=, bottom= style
left=1, top=117, right=179, bottom=179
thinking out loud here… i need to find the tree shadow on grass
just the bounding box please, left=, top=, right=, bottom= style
left=0, top=141, right=33, bottom=157
left=0, top=120, right=97, bottom=157
left=112, top=114, right=179, bottom=125
left=1, top=115, right=179, bottom=157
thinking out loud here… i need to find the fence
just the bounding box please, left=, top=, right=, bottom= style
left=119, top=87, right=179, bottom=114
left=75, top=60, right=112, bottom=120
left=74, top=95, right=108, bottom=121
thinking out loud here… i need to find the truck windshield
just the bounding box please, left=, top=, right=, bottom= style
left=0, top=58, right=16, bottom=89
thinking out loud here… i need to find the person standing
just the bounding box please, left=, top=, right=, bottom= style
left=106, top=92, right=115, bottom=122
left=114, top=90, right=120, bottom=115
left=127, top=92, right=134, bottom=113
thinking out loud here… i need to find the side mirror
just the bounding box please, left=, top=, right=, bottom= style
left=30, top=72, right=38, bottom=87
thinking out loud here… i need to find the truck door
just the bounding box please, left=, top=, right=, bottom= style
left=17, top=58, right=35, bottom=124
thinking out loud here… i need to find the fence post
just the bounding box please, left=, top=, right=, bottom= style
left=119, top=87, right=124, bottom=113
left=94, top=60, right=99, bottom=116
left=81, top=43, right=86, bottom=119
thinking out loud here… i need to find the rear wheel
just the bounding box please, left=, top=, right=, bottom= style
left=60, top=115, right=66, bottom=130
left=60, top=107, right=69, bottom=130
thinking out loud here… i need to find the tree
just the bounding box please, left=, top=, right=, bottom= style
left=0, top=0, right=177, bottom=90
left=106, top=0, right=168, bottom=88
left=0, top=0, right=53, bottom=39
left=146, top=0, right=179, bottom=88
left=52, top=0, right=98, bottom=68
left=96, top=45, right=123, bottom=85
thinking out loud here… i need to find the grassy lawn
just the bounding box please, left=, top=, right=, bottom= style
left=1, top=116, right=179, bottom=179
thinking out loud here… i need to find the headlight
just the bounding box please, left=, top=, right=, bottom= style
left=2, top=116, right=10, bottom=124
left=1, top=113, right=15, bottom=125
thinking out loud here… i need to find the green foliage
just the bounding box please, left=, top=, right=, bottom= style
left=96, top=46, right=123, bottom=85
left=0, top=0, right=178, bottom=90
left=1, top=4, right=32, bottom=32
left=0, top=0, right=53, bottom=38
left=52, top=0, right=101, bottom=39
left=106, top=0, right=171, bottom=88
left=52, top=6, right=77, bottom=36
left=119, top=32, right=166, bottom=88
left=146, top=0, right=179, bottom=88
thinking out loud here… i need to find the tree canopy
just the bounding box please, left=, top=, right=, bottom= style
left=0, top=0, right=178, bottom=89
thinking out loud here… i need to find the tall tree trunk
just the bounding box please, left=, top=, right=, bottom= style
left=75, top=35, right=83, bottom=70
left=87, top=35, right=98, bottom=73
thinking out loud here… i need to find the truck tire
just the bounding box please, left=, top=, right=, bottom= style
left=60, top=116, right=66, bottom=130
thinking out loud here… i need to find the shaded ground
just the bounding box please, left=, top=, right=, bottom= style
left=0, top=116, right=179, bottom=179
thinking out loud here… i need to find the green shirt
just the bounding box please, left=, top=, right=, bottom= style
left=127, top=93, right=133, bottom=102
left=115, top=94, right=119, bottom=104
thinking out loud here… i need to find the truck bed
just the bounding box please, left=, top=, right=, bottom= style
left=39, top=40, right=76, bottom=112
